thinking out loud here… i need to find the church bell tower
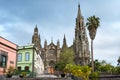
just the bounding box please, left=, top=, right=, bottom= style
left=74, top=4, right=90, bottom=65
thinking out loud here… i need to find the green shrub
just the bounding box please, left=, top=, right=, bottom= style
left=89, top=72, right=99, bottom=80
left=115, top=66, right=120, bottom=74
left=20, top=72, right=27, bottom=77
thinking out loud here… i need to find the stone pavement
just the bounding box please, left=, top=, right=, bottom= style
left=0, top=77, right=71, bottom=80
left=0, top=74, right=72, bottom=80
left=1, top=75, right=120, bottom=80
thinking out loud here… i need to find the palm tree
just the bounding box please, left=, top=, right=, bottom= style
left=86, top=15, right=100, bottom=72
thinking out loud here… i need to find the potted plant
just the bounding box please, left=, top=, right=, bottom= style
left=6, top=66, right=14, bottom=78
left=19, top=72, right=27, bottom=78
left=6, top=71, right=12, bottom=78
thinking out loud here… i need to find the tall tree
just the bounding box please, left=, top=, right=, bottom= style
left=86, top=15, right=100, bottom=72
left=55, top=48, right=74, bottom=72
left=59, top=48, right=74, bottom=65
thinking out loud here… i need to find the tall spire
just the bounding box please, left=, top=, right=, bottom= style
left=57, top=39, right=60, bottom=49
left=74, top=4, right=90, bottom=65
left=76, top=4, right=84, bottom=30
left=77, top=4, right=82, bottom=18
left=62, top=34, right=67, bottom=49
left=34, top=24, right=38, bottom=34
left=63, top=34, right=66, bottom=46
left=44, top=39, right=47, bottom=49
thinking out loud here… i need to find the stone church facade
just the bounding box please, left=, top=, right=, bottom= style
left=42, top=40, right=61, bottom=73
left=74, top=4, right=90, bottom=65
left=32, top=26, right=67, bottom=73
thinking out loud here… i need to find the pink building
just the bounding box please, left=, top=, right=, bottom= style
left=0, top=36, right=17, bottom=75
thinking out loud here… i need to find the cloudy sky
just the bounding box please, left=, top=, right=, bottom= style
left=0, top=0, right=120, bottom=66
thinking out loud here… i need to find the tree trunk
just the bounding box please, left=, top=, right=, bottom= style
left=91, top=39, right=94, bottom=72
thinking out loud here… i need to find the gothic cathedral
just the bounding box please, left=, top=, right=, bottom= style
left=74, top=4, right=90, bottom=65
left=32, top=4, right=90, bottom=73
